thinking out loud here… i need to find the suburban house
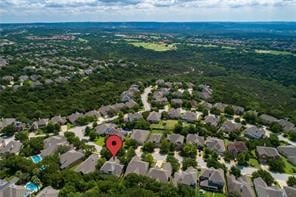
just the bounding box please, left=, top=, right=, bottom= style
left=256, top=146, right=280, bottom=163
left=0, top=177, right=27, bottom=197
left=214, top=103, right=227, bottom=112
left=168, top=108, right=181, bottom=119
left=232, top=105, right=245, bottom=115
left=199, top=168, right=225, bottom=192
left=130, top=129, right=150, bottom=145
left=220, top=120, right=242, bottom=133
left=59, top=149, right=85, bottom=169
left=197, top=84, right=213, bottom=100
left=147, top=133, right=162, bottom=146
left=244, top=126, right=265, bottom=139
left=31, top=118, right=49, bottom=130
left=0, top=140, right=22, bottom=154
left=0, top=118, right=16, bottom=131
left=67, top=112, right=83, bottom=124
left=125, top=156, right=149, bottom=176
left=284, top=186, right=296, bottom=197
left=100, top=158, right=124, bottom=177
left=227, top=141, right=248, bottom=157
left=181, top=112, right=197, bottom=123
left=173, top=167, right=197, bottom=187
left=147, top=163, right=172, bottom=183
left=204, top=115, right=220, bottom=127
left=205, top=137, right=225, bottom=155
left=95, top=123, right=117, bottom=135
left=259, top=114, right=278, bottom=125
left=277, top=119, right=295, bottom=132
left=50, top=115, right=67, bottom=125
left=277, top=145, right=296, bottom=165
left=227, top=175, right=255, bottom=197
left=186, top=134, right=205, bottom=149
left=124, top=112, right=143, bottom=123
left=99, top=105, right=115, bottom=118
left=75, top=154, right=99, bottom=174
left=125, top=99, right=138, bottom=109
left=36, top=186, right=60, bottom=197
left=171, top=99, right=183, bottom=107
left=199, top=101, right=213, bottom=110
left=84, top=110, right=101, bottom=119
left=167, top=134, right=184, bottom=150
left=254, top=177, right=287, bottom=197
left=41, top=135, right=69, bottom=157
left=147, top=111, right=161, bottom=123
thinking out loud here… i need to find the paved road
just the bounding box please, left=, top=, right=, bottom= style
left=141, top=86, right=152, bottom=111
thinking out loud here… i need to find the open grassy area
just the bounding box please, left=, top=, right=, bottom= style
left=282, top=157, right=296, bottom=174
left=255, top=49, right=295, bottom=56
left=129, top=41, right=176, bottom=52
left=248, top=158, right=260, bottom=168
left=203, top=192, right=225, bottom=197
left=95, top=136, right=105, bottom=146
left=150, top=120, right=178, bottom=131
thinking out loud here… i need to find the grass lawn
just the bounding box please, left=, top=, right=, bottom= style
left=129, top=41, right=176, bottom=52
left=255, top=49, right=295, bottom=56
left=150, top=120, right=178, bottom=131
left=248, top=158, right=260, bottom=168
left=203, top=192, right=225, bottom=197
left=282, top=157, right=296, bottom=174
left=95, top=136, right=105, bottom=146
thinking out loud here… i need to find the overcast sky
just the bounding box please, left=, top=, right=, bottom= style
left=1, top=0, right=296, bottom=23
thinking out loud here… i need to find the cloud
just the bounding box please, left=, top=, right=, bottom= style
left=0, top=0, right=296, bottom=22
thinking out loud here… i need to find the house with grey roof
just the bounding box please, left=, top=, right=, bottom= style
left=220, top=120, right=242, bottom=133
left=125, top=156, right=149, bottom=176
left=84, top=110, right=101, bottom=118
left=204, top=115, right=220, bottom=127
left=167, top=134, right=184, bottom=150
left=244, top=126, right=265, bottom=139
left=147, top=111, right=161, bottom=123
left=199, top=168, right=225, bottom=192
left=277, top=145, right=296, bottom=165
left=278, top=119, right=295, bottom=132
left=227, top=175, right=255, bottom=197
left=254, top=177, right=287, bottom=197
left=100, top=158, right=124, bottom=177
left=99, top=105, right=115, bottom=118
left=75, top=154, right=99, bottom=174
left=172, top=91, right=183, bottom=98
left=173, top=167, right=197, bottom=186
left=0, top=140, right=22, bottom=154
left=147, top=133, right=162, bottom=146
left=168, top=108, right=181, bottom=119
left=256, top=146, right=280, bottom=163
left=186, top=134, right=204, bottom=149
left=259, top=114, right=278, bottom=125
left=67, top=112, right=83, bottom=124
left=197, top=84, right=213, bottom=100
left=0, top=118, right=16, bottom=131
left=284, top=186, right=296, bottom=197
left=124, top=112, right=143, bottom=123
left=125, top=99, right=138, bottom=109
left=0, top=178, right=27, bottom=197
left=31, top=118, right=49, bottom=130
left=171, top=99, right=183, bottom=107
left=95, top=123, right=117, bottom=135
left=130, top=129, right=150, bottom=145
left=181, top=111, right=197, bottom=123
left=199, top=102, right=213, bottom=110
left=232, top=105, right=245, bottom=115
left=41, top=135, right=69, bottom=157
left=59, top=150, right=85, bottom=169
left=213, top=103, right=227, bottom=112
left=50, top=115, right=67, bottom=125
left=148, top=163, right=172, bottom=183
left=205, top=137, right=225, bottom=155
left=36, top=186, right=59, bottom=197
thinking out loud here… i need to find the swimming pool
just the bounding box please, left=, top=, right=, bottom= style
left=31, top=155, right=42, bottom=164
left=25, top=182, right=39, bottom=193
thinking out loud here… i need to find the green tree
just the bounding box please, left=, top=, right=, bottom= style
left=180, top=144, right=197, bottom=158
left=252, top=169, right=274, bottom=186
left=166, top=154, right=180, bottom=173
left=15, top=131, right=29, bottom=142
left=268, top=158, right=285, bottom=173
left=142, top=142, right=156, bottom=153
left=182, top=158, right=197, bottom=170
left=230, top=166, right=241, bottom=178
left=287, top=176, right=296, bottom=187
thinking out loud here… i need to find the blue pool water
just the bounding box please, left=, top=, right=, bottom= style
left=25, top=182, right=39, bottom=193
left=31, top=155, right=42, bottom=164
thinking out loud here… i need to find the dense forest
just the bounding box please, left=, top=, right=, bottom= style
left=0, top=22, right=295, bottom=122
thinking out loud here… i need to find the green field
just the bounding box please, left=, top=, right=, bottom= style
left=282, top=157, right=296, bottom=174
left=95, top=136, right=105, bottom=146
left=150, top=120, right=178, bottom=130
left=203, top=192, right=225, bottom=197
left=129, top=41, right=176, bottom=52
left=255, top=49, right=295, bottom=56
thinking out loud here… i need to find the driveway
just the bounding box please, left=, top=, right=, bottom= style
left=141, top=86, right=152, bottom=111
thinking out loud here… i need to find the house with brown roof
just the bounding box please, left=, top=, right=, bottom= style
left=186, top=134, right=204, bottom=149
left=41, top=135, right=69, bottom=157
left=256, top=146, right=280, bottom=163
left=147, top=163, right=172, bottom=183
left=147, top=133, right=162, bottom=146
left=173, top=167, right=197, bottom=187
left=199, top=168, right=225, bottom=192
left=130, top=129, right=150, bottom=145
left=227, top=175, right=255, bottom=197
left=204, top=115, right=220, bottom=127
left=205, top=137, right=225, bottom=155
left=254, top=177, right=287, bottom=197
left=168, top=108, right=181, bottom=119
left=227, top=141, right=248, bottom=157
left=167, top=134, right=184, bottom=150
left=0, top=140, right=22, bottom=154
left=181, top=111, right=197, bottom=123
left=147, top=111, right=161, bottom=123
left=75, top=154, right=99, bottom=174
left=220, top=120, right=242, bottom=133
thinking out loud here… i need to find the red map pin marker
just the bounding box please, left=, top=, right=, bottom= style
left=106, top=135, right=123, bottom=157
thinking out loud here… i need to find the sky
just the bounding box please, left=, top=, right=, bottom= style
left=0, top=0, right=296, bottom=23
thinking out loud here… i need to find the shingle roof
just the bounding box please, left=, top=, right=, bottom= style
left=168, top=108, right=181, bottom=119
left=41, top=135, right=69, bottom=157
left=100, top=159, right=124, bottom=177
left=147, top=111, right=161, bottom=123
left=186, top=134, right=204, bottom=146
left=59, top=150, right=85, bottom=169
left=254, top=177, right=286, bottom=197
left=75, top=154, right=99, bottom=174
left=277, top=146, right=296, bottom=165
left=284, top=186, right=296, bottom=197
left=204, top=115, right=220, bottom=127
left=173, top=167, right=197, bottom=186
left=125, top=156, right=149, bottom=176
left=147, top=133, right=162, bottom=144
left=130, top=129, right=150, bottom=144
left=244, top=126, right=265, bottom=139
left=227, top=175, right=255, bottom=197
left=181, top=111, right=197, bottom=123
left=205, top=137, right=225, bottom=154
left=256, top=146, right=280, bottom=158
left=167, top=134, right=184, bottom=145
left=0, top=140, right=22, bottom=154
left=220, top=120, right=242, bottom=133
left=36, top=186, right=59, bottom=197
